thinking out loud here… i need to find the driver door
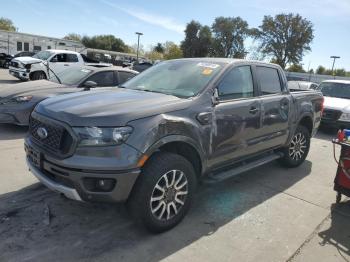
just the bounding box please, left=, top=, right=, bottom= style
left=49, top=53, right=79, bottom=75
left=209, top=65, right=263, bottom=168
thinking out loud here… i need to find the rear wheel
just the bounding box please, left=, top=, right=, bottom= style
left=31, top=71, right=46, bottom=80
left=128, top=152, right=196, bottom=233
left=3, top=61, right=9, bottom=69
left=279, top=125, right=310, bottom=167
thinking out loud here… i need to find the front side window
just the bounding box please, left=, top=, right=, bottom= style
left=86, top=71, right=115, bottom=87
left=257, top=66, right=282, bottom=95
left=218, top=66, right=254, bottom=100
left=122, top=60, right=224, bottom=98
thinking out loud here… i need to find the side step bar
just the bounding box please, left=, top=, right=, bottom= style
left=203, top=152, right=283, bottom=184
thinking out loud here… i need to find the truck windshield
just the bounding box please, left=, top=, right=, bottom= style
left=122, top=60, right=223, bottom=98
left=50, top=68, right=93, bottom=86
left=33, top=51, right=54, bottom=61
left=319, top=82, right=350, bottom=99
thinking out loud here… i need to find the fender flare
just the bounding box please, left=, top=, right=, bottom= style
left=144, top=135, right=206, bottom=167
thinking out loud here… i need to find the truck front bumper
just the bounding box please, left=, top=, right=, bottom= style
left=9, top=67, right=29, bottom=80
left=25, top=139, right=142, bottom=203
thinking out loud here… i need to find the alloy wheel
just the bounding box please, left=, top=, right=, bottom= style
left=289, top=132, right=307, bottom=161
left=150, top=169, right=188, bottom=221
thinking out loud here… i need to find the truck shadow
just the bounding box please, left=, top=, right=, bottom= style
left=0, top=161, right=312, bottom=262
left=318, top=202, right=350, bottom=261
left=0, top=124, right=28, bottom=140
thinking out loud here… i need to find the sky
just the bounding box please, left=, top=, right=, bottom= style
left=1, top=0, right=349, bottom=70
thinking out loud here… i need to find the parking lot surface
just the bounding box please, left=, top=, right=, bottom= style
left=0, top=68, right=349, bottom=262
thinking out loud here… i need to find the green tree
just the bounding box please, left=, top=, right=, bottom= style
left=81, top=35, right=128, bottom=52
left=334, top=68, right=346, bottom=77
left=146, top=50, right=163, bottom=61
left=153, top=43, right=164, bottom=53
left=164, top=42, right=183, bottom=60
left=316, top=66, right=326, bottom=75
left=181, top=20, right=212, bottom=57
left=63, top=33, right=82, bottom=42
left=211, top=16, right=250, bottom=58
left=0, top=17, right=16, bottom=31
left=287, top=64, right=305, bottom=73
left=252, top=13, right=314, bottom=69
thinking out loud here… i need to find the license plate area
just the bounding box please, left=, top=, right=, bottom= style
left=25, top=144, right=41, bottom=168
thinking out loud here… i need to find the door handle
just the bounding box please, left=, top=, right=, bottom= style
left=249, top=106, right=259, bottom=114
left=64, top=64, right=69, bottom=66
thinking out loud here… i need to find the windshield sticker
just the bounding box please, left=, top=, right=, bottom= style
left=197, top=62, right=220, bottom=69
left=202, top=68, right=213, bottom=75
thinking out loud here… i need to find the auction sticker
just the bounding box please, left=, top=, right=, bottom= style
left=197, top=62, right=220, bottom=69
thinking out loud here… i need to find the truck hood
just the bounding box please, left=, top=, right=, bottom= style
left=0, top=80, right=70, bottom=100
left=35, top=88, right=191, bottom=126
left=324, top=96, right=350, bottom=112
left=13, top=56, right=43, bottom=65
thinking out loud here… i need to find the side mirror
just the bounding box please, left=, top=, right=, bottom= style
left=83, top=81, right=97, bottom=90
left=212, top=88, right=220, bottom=106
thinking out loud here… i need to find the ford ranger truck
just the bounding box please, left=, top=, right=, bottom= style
left=24, top=58, right=323, bottom=232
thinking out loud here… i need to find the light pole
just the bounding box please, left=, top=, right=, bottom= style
left=135, top=32, right=143, bottom=62
left=330, top=56, right=340, bottom=77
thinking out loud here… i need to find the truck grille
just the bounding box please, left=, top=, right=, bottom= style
left=322, top=109, right=342, bottom=121
left=29, top=115, right=74, bottom=156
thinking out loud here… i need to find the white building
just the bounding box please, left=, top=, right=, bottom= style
left=0, top=29, right=85, bottom=55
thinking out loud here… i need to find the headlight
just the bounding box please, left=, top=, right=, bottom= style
left=339, top=113, right=350, bottom=121
left=73, top=126, right=133, bottom=146
left=2, top=95, right=33, bottom=104
left=18, top=62, right=25, bottom=69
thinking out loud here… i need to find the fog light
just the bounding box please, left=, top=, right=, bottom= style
left=96, top=179, right=115, bottom=192
left=83, top=178, right=116, bottom=192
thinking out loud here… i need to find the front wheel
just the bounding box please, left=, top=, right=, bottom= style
left=128, top=152, right=197, bottom=233
left=31, top=71, right=46, bottom=80
left=279, top=125, right=311, bottom=167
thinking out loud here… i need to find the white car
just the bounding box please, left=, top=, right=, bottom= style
left=8, top=49, right=107, bottom=81
left=319, top=80, right=350, bottom=128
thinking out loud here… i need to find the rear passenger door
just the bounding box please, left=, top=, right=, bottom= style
left=209, top=65, right=263, bottom=168
left=256, top=66, right=291, bottom=150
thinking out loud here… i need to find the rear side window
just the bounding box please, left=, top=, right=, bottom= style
left=257, top=67, right=282, bottom=95
left=218, top=66, right=254, bottom=100
left=118, top=71, right=136, bottom=84
left=67, top=54, right=78, bottom=62
left=86, top=71, right=115, bottom=87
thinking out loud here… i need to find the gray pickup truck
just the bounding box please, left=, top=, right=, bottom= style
left=24, top=58, right=323, bottom=232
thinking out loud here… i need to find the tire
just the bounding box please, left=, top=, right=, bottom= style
left=3, top=61, right=9, bottom=69
left=127, top=152, right=197, bottom=233
left=31, top=71, right=46, bottom=80
left=279, top=125, right=310, bottom=168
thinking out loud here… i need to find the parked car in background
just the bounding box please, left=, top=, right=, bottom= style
left=318, top=80, right=350, bottom=129
left=3, top=51, right=36, bottom=69
left=25, top=58, right=323, bottom=232
left=0, top=66, right=138, bottom=125
left=288, top=81, right=318, bottom=90
left=8, top=50, right=107, bottom=81
left=132, top=61, right=153, bottom=72
left=0, top=53, right=13, bottom=68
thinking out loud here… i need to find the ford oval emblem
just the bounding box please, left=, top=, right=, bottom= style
left=37, top=127, right=48, bottom=139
